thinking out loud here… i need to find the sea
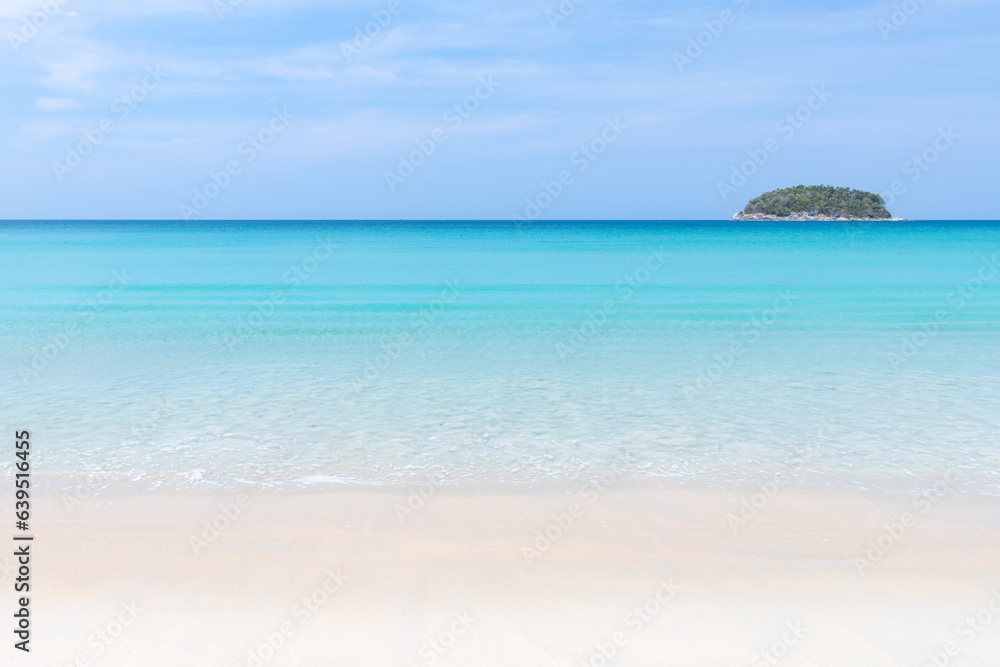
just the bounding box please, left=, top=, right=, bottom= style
left=1, top=221, right=998, bottom=494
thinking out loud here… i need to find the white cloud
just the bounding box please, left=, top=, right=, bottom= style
left=611, top=17, right=686, bottom=28
left=35, top=96, right=83, bottom=111
left=261, top=61, right=335, bottom=81
left=18, top=121, right=74, bottom=142
left=16, top=0, right=337, bottom=18
left=343, top=65, right=397, bottom=82
left=40, top=52, right=105, bottom=92
left=0, top=0, right=48, bottom=19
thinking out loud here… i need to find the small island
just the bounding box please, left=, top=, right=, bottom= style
left=731, top=185, right=905, bottom=221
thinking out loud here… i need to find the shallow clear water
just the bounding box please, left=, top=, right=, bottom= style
left=1, top=221, right=998, bottom=492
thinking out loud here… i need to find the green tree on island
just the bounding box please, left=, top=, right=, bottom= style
left=740, top=186, right=892, bottom=219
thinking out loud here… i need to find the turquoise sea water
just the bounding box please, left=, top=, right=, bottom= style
left=1, top=221, right=998, bottom=492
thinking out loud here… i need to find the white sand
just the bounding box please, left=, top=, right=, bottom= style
left=4, top=483, right=1000, bottom=666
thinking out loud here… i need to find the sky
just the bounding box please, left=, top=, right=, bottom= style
left=0, top=0, right=997, bottom=220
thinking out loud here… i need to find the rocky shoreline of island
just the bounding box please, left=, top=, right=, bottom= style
left=731, top=211, right=909, bottom=222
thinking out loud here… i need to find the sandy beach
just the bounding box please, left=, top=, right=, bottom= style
left=5, top=481, right=998, bottom=666
left=2, top=0, right=998, bottom=656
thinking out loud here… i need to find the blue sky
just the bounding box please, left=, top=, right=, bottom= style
left=1, top=0, right=997, bottom=220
